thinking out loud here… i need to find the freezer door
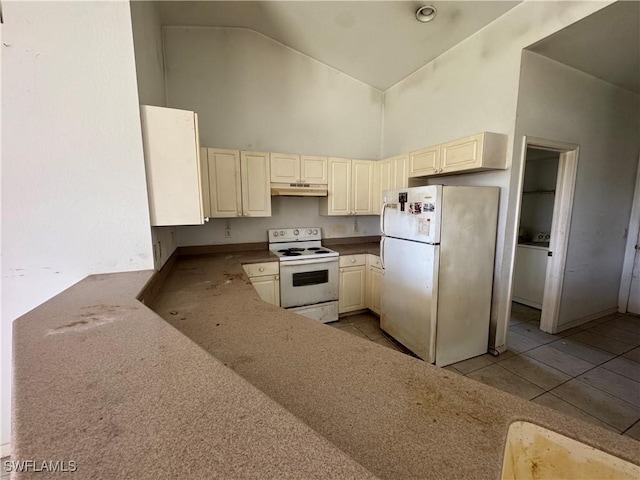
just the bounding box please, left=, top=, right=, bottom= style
left=380, top=237, right=439, bottom=362
left=381, top=185, right=442, bottom=244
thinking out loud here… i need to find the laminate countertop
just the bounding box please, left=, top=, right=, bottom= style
left=12, top=245, right=639, bottom=479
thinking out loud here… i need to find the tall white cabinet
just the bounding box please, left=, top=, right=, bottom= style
left=140, top=105, right=206, bottom=226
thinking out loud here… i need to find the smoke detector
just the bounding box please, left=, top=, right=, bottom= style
left=415, top=5, right=437, bottom=23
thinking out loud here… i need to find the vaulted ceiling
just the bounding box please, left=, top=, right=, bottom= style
left=156, top=1, right=639, bottom=95
left=157, top=1, right=521, bottom=91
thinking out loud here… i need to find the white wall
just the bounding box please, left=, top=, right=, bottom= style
left=1, top=1, right=154, bottom=448
left=163, top=26, right=383, bottom=245
left=129, top=1, right=177, bottom=269
left=514, top=51, right=640, bottom=328
left=382, top=0, right=611, bottom=349
left=178, top=197, right=379, bottom=246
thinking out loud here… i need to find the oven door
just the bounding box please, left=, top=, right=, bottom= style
left=279, top=257, right=339, bottom=309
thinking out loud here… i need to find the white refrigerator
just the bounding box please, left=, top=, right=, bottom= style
left=380, top=185, right=499, bottom=366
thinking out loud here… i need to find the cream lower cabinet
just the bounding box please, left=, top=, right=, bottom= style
left=339, top=255, right=366, bottom=313
left=366, top=254, right=382, bottom=315
left=320, top=158, right=374, bottom=216
left=243, top=262, right=280, bottom=306
left=204, top=148, right=271, bottom=218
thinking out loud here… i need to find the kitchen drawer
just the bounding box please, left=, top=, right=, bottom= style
left=243, top=261, right=279, bottom=278
left=339, top=254, right=366, bottom=267
left=368, top=254, right=382, bottom=270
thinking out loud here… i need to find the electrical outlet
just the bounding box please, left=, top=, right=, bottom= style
left=225, top=228, right=232, bottom=238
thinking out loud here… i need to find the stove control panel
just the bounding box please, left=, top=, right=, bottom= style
left=269, top=228, right=322, bottom=242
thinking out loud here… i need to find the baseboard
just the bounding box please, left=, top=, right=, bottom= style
left=556, top=307, right=618, bottom=332
left=0, top=442, right=11, bottom=458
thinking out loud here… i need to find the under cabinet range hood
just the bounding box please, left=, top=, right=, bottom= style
left=270, top=183, right=328, bottom=197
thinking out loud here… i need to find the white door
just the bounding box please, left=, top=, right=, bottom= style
left=628, top=237, right=640, bottom=314
left=270, top=152, right=300, bottom=183
left=380, top=236, right=439, bottom=362
left=300, top=155, right=328, bottom=184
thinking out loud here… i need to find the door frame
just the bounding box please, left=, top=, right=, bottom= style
left=515, top=136, right=579, bottom=334
left=618, top=155, right=640, bottom=313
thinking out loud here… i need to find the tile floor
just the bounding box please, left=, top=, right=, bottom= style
left=330, top=304, right=640, bottom=441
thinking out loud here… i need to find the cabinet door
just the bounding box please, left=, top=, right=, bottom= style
left=301, top=155, right=328, bottom=184
left=339, top=265, right=366, bottom=313
left=241, top=151, right=272, bottom=217
left=379, top=158, right=395, bottom=200
left=327, top=157, right=351, bottom=216
left=352, top=160, right=374, bottom=215
left=440, top=133, right=484, bottom=174
left=270, top=152, right=300, bottom=183
left=368, top=266, right=382, bottom=315
left=250, top=275, right=280, bottom=307
left=200, top=147, right=211, bottom=219
left=372, top=161, right=381, bottom=215
left=207, top=148, right=242, bottom=218
left=140, top=105, right=204, bottom=226
left=394, top=154, right=408, bottom=189
left=409, top=145, right=440, bottom=177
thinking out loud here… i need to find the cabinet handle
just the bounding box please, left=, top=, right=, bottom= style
left=275, top=275, right=279, bottom=280
left=258, top=267, right=265, bottom=272
left=237, top=212, right=242, bottom=217
left=351, top=258, right=356, bottom=263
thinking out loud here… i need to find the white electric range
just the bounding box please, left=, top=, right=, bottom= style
left=268, top=228, right=339, bottom=323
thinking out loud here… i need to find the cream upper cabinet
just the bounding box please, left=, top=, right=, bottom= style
left=375, top=156, right=405, bottom=213
left=393, top=154, right=408, bottom=189
left=270, top=153, right=328, bottom=185
left=207, top=148, right=242, bottom=218
left=206, top=149, right=271, bottom=218
left=320, top=158, right=374, bottom=216
left=409, top=145, right=440, bottom=177
left=352, top=160, right=375, bottom=215
left=439, top=132, right=506, bottom=174
left=409, top=132, right=507, bottom=177
left=241, top=151, right=272, bottom=217
left=140, top=105, right=205, bottom=226
left=270, top=152, right=300, bottom=184
left=300, top=155, right=328, bottom=184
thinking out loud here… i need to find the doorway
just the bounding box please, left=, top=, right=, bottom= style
left=511, top=137, right=579, bottom=334
left=619, top=156, right=640, bottom=316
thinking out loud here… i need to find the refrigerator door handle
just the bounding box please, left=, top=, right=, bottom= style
left=380, top=202, right=387, bottom=235
left=380, top=237, right=385, bottom=271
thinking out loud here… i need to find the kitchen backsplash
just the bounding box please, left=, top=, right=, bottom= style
left=176, top=196, right=381, bottom=246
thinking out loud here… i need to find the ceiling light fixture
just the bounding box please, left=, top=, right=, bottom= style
left=415, top=5, right=437, bottom=23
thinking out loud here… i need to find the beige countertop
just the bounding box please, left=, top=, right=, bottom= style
left=151, top=249, right=639, bottom=479
left=12, top=270, right=377, bottom=479
left=12, top=242, right=639, bottom=479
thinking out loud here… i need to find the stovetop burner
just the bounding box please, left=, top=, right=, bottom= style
left=268, top=228, right=338, bottom=261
